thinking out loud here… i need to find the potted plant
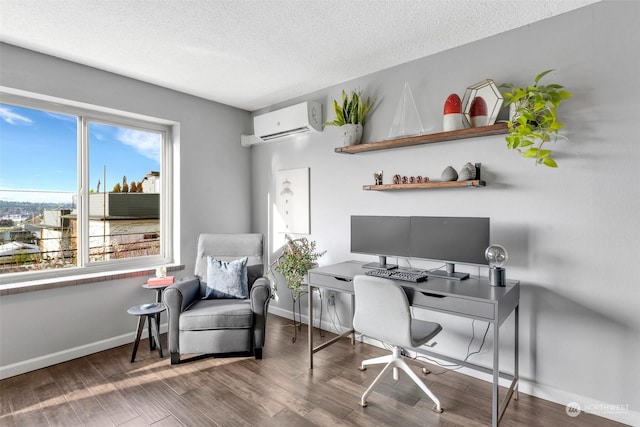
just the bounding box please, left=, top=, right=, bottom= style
left=325, top=89, right=376, bottom=146
left=269, top=235, right=326, bottom=299
left=500, top=70, right=573, bottom=167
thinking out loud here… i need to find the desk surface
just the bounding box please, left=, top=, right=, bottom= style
left=309, top=261, right=519, bottom=325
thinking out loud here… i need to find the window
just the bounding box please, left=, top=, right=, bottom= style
left=0, top=94, right=173, bottom=282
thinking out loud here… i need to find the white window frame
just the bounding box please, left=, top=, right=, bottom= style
left=0, top=91, right=175, bottom=284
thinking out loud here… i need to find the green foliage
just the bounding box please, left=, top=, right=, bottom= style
left=11, top=249, right=39, bottom=267
left=325, top=89, right=376, bottom=126
left=112, top=183, right=122, bottom=192
left=272, top=235, right=326, bottom=299
left=500, top=70, right=572, bottom=167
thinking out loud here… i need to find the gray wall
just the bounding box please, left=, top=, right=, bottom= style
left=0, top=43, right=252, bottom=373
left=252, top=2, right=638, bottom=424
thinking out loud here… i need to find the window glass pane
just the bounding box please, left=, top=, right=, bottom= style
left=87, top=122, right=162, bottom=262
left=0, top=103, right=77, bottom=273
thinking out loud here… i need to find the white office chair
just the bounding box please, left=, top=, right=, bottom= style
left=353, top=275, right=443, bottom=412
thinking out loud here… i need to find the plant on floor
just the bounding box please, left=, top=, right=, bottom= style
left=500, top=69, right=573, bottom=167
left=269, top=235, right=326, bottom=299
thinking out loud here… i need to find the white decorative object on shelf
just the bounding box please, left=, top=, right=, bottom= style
left=443, top=94, right=466, bottom=131
left=387, top=82, right=425, bottom=139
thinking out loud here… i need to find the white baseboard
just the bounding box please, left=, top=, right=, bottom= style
left=0, top=323, right=167, bottom=380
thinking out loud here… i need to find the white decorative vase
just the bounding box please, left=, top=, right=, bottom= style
left=342, top=124, right=363, bottom=146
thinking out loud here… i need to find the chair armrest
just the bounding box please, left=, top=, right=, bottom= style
left=250, top=276, right=272, bottom=349
left=164, top=276, right=201, bottom=354
left=250, top=277, right=271, bottom=312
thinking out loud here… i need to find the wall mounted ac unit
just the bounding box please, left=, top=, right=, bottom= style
left=253, top=101, right=322, bottom=141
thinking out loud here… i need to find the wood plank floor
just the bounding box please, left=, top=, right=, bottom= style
left=0, top=314, right=624, bottom=426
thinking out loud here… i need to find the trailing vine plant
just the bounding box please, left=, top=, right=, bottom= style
left=500, top=70, right=573, bottom=167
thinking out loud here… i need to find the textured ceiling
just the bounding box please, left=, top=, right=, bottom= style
left=0, top=0, right=599, bottom=111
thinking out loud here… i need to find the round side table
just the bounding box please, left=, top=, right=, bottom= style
left=141, top=283, right=170, bottom=349
left=142, top=283, right=169, bottom=303
left=127, top=303, right=166, bottom=362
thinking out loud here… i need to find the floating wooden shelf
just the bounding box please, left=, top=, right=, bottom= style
left=363, top=180, right=486, bottom=191
left=335, top=123, right=508, bottom=154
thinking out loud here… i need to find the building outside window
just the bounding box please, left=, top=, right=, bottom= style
left=0, top=94, right=173, bottom=282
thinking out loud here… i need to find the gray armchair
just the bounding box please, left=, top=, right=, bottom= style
left=164, top=234, right=271, bottom=364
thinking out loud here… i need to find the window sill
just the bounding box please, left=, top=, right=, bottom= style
left=0, top=264, right=185, bottom=296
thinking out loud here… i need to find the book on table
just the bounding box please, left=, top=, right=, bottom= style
left=147, top=276, right=174, bottom=286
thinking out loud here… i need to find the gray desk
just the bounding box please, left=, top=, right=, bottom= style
left=307, top=260, right=519, bottom=427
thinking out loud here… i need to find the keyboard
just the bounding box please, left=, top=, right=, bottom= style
left=365, top=269, right=428, bottom=282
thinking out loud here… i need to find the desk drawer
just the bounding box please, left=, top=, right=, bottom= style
left=308, top=272, right=354, bottom=293
left=411, top=291, right=495, bottom=321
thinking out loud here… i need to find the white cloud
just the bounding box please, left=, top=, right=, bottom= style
left=0, top=106, right=33, bottom=125
left=116, top=129, right=161, bottom=163
left=45, top=112, right=76, bottom=123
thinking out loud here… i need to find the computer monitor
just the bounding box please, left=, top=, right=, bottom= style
left=410, top=216, right=490, bottom=280
left=350, top=215, right=411, bottom=269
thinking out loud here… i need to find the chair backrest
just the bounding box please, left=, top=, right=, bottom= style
left=353, top=275, right=413, bottom=349
left=194, top=233, right=264, bottom=286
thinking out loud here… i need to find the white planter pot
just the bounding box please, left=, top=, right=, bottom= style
left=342, top=124, right=363, bottom=146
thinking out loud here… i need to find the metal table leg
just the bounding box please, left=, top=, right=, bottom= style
left=131, top=315, right=146, bottom=363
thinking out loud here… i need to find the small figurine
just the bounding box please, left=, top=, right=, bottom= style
left=409, top=176, right=416, bottom=184
left=374, top=170, right=383, bottom=185
left=401, top=176, right=408, bottom=184
left=416, top=176, right=423, bottom=183
left=393, top=174, right=401, bottom=184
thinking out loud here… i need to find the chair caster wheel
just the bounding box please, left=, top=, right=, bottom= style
left=433, top=405, right=443, bottom=414
left=358, top=366, right=366, bottom=371
left=422, top=367, right=431, bottom=375
left=361, top=401, right=368, bottom=407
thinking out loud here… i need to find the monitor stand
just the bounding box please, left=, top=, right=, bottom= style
left=363, top=255, right=398, bottom=270
left=426, top=263, right=469, bottom=281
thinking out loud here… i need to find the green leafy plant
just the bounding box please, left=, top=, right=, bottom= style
left=325, top=89, right=376, bottom=126
left=500, top=70, right=573, bottom=167
left=270, top=235, right=326, bottom=299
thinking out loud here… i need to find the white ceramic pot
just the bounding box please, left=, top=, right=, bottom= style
left=342, top=123, right=363, bottom=146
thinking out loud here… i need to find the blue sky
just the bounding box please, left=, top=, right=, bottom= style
left=0, top=103, right=160, bottom=204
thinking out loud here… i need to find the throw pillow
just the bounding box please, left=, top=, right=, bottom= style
left=204, top=256, right=249, bottom=299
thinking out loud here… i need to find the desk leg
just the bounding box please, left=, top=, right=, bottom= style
left=350, top=294, right=356, bottom=345
left=308, top=285, right=314, bottom=372
left=515, top=304, right=519, bottom=401
left=492, top=323, right=499, bottom=427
